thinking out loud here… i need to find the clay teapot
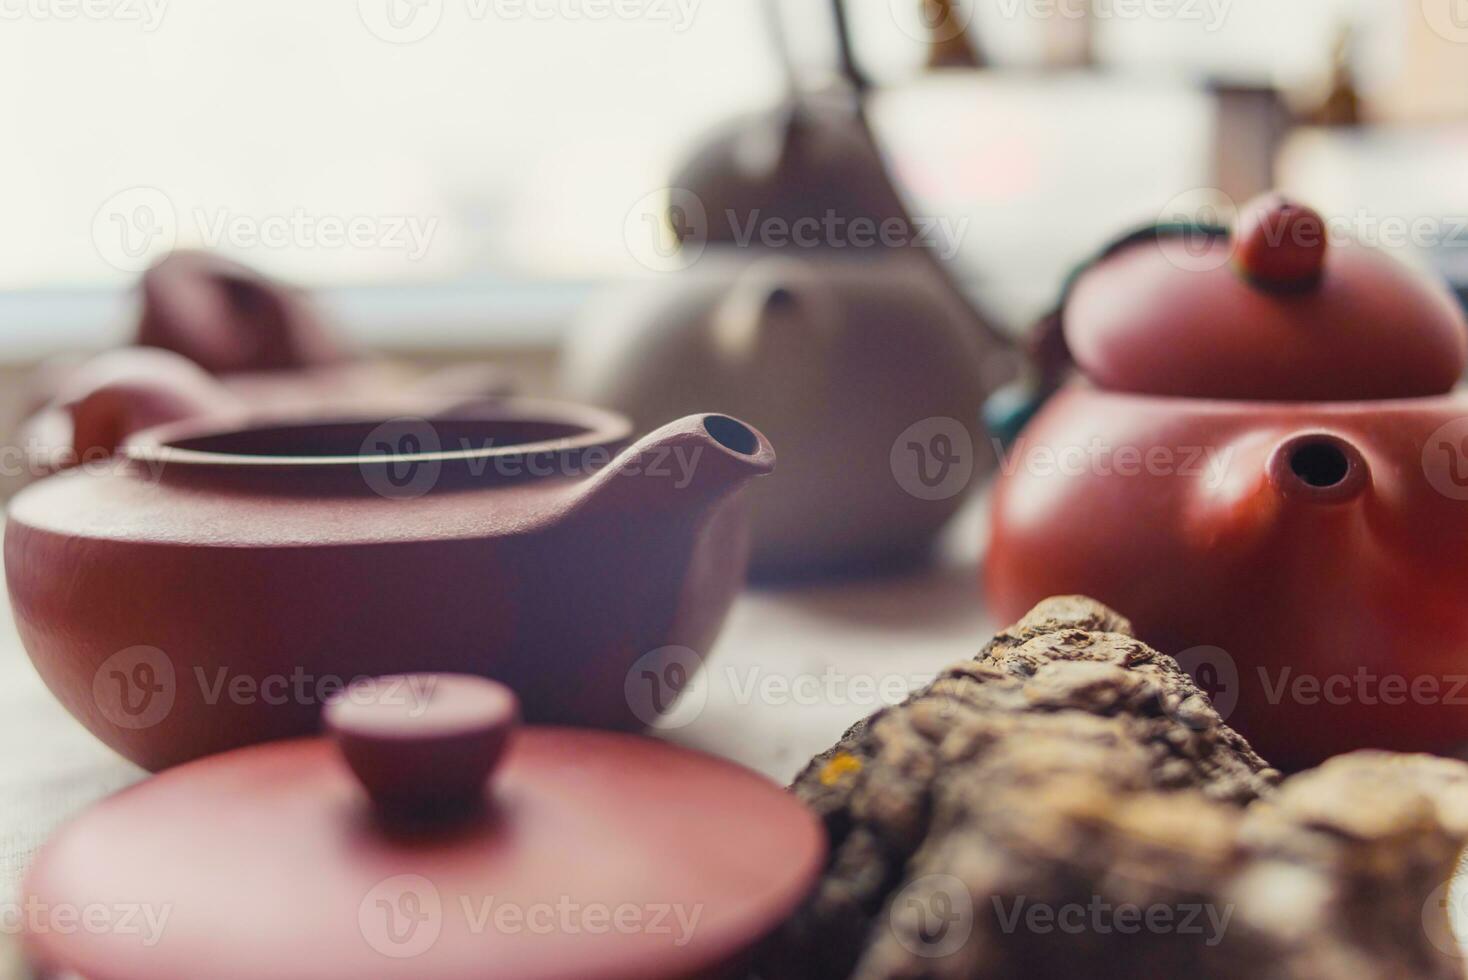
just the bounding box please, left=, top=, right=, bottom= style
left=4, top=380, right=774, bottom=770
left=23, top=674, right=824, bottom=979
left=986, top=193, right=1468, bottom=769
left=563, top=252, right=1004, bottom=578
left=19, top=251, right=511, bottom=476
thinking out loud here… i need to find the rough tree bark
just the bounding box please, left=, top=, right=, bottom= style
left=759, top=596, right=1468, bottom=980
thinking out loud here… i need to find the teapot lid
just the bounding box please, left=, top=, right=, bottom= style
left=23, top=675, right=823, bottom=980
left=1062, top=194, right=1468, bottom=400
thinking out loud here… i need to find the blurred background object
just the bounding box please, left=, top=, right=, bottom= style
left=2, top=0, right=1467, bottom=478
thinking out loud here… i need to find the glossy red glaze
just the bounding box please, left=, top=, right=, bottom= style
left=326, top=674, right=520, bottom=815
left=988, top=386, right=1468, bottom=769
left=1231, top=195, right=1328, bottom=287
left=23, top=724, right=824, bottom=980
left=1065, top=200, right=1468, bottom=401
left=5, top=400, right=774, bottom=770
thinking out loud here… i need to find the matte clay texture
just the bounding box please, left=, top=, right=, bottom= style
left=762, top=597, right=1468, bottom=980
left=23, top=728, right=825, bottom=980
left=6, top=407, right=773, bottom=769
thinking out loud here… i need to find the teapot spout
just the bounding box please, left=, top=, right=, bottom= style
left=572, top=414, right=775, bottom=523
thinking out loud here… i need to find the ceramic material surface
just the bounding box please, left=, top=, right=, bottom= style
left=20, top=252, right=512, bottom=476
left=564, top=252, right=1006, bottom=579
left=987, top=194, right=1468, bottom=769
left=5, top=397, right=774, bottom=770
left=23, top=674, right=824, bottom=980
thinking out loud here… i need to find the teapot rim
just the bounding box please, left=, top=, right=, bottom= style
left=123, top=397, right=634, bottom=471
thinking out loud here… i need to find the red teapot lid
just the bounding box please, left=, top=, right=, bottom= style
left=1062, top=194, right=1468, bottom=400
left=23, top=675, right=824, bottom=980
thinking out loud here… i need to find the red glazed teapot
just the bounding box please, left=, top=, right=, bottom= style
left=22, top=674, right=824, bottom=979
left=5, top=386, right=774, bottom=770
left=986, top=194, right=1468, bottom=770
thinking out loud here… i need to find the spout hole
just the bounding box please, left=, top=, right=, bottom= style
left=704, top=415, right=759, bottom=456
left=1268, top=432, right=1369, bottom=503
left=1289, top=440, right=1350, bottom=488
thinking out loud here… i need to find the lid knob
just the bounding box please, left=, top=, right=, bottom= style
left=325, top=673, right=519, bottom=819
left=1233, top=194, right=1328, bottom=289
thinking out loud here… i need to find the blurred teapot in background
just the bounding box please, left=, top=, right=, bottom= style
left=562, top=73, right=1014, bottom=579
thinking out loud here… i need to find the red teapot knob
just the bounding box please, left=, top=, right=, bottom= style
left=325, top=673, right=519, bottom=819
left=1233, top=194, right=1328, bottom=289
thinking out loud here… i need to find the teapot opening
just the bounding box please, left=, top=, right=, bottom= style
left=1267, top=432, right=1369, bottom=504
left=1289, top=440, right=1350, bottom=489
left=126, top=400, right=633, bottom=472
left=166, top=419, right=587, bottom=459
left=704, top=415, right=760, bottom=456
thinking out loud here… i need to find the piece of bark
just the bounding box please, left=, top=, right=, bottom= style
left=760, top=597, right=1468, bottom=980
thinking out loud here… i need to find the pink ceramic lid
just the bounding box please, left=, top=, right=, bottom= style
left=1063, top=194, right=1468, bottom=400
left=23, top=675, right=824, bottom=980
